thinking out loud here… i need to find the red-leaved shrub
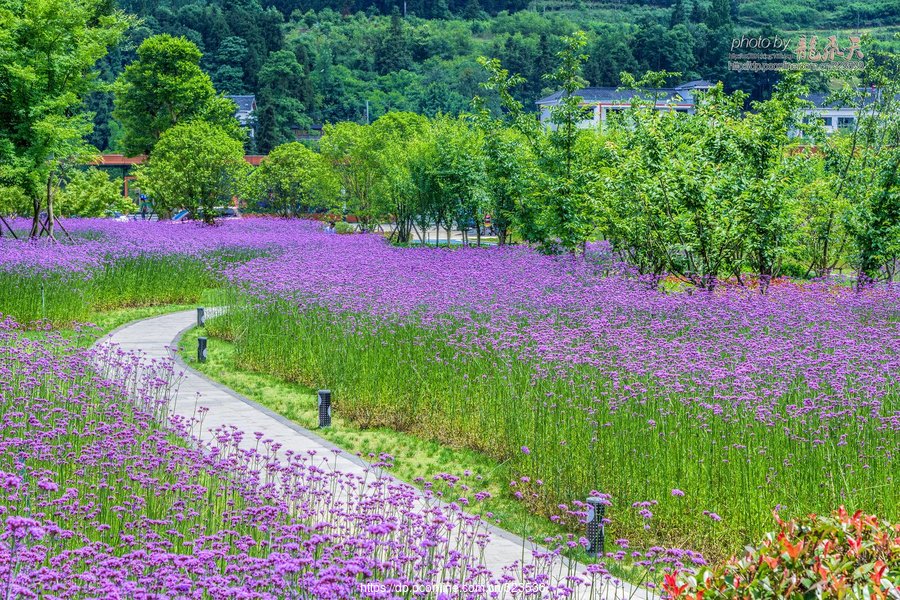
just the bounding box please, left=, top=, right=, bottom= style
left=664, top=507, right=900, bottom=599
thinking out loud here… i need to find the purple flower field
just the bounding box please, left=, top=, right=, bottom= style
left=0, top=219, right=317, bottom=322
left=0, top=217, right=898, bottom=584
left=6, top=316, right=675, bottom=599
left=212, top=221, right=900, bottom=553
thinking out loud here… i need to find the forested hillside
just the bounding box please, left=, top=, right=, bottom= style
left=87, top=0, right=900, bottom=154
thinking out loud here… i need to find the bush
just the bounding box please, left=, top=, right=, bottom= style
left=665, top=508, right=900, bottom=599
left=137, top=121, right=249, bottom=223
left=334, top=221, right=356, bottom=234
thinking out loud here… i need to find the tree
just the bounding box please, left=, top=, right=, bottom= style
left=319, top=122, right=382, bottom=232
left=597, top=75, right=746, bottom=289
left=255, top=49, right=313, bottom=154
left=704, top=0, right=732, bottom=30
left=788, top=152, right=849, bottom=278
left=431, top=116, right=486, bottom=246
left=113, top=34, right=243, bottom=156
left=584, top=28, right=639, bottom=87
left=0, top=0, right=131, bottom=238
left=733, top=73, right=810, bottom=291
left=539, top=31, right=595, bottom=254
left=210, top=36, right=249, bottom=94
left=370, top=112, right=429, bottom=243
left=827, top=47, right=900, bottom=286
left=375, top=8, right=413, bottom=75
left=58, top=168, right=136, bottom=217
left=243, top=142, right=338, bottom=216
left=136, top=121, right=249, bottom=223
left=474, top=56, right=538, bottom=245
left=0, top=186, right=29, bottom=227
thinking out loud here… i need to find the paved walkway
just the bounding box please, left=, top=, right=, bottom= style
left=102, top=309, right=651, bottom=600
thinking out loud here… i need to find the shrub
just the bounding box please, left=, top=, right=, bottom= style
left=665, top=508, right=900, bottom=599
left=334, top=221, right=356, bottom=234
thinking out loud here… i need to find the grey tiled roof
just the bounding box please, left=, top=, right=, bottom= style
left=226, top=95, right=256, bottom=112
left=800, top=90, right=900, bottom=109
left=536, top=87, right=698, bottom=106
left=675, top=80, right=714, bottom=90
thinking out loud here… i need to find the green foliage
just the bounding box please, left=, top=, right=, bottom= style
left=538, top=31, right=595, bottom=254
left=333, top=221, right=356, bottom=234
left=255, top=49, right=314, bottom=153
left=732, top=73, right=811, bottom=285
left=0, top=186, right=29, bottom=217
left=136, top=121, right=249, bottom=222
left=243, top=142, right=338, bottom=215
left=114, top=34, right=244, bottom=156
left=58, top=168, right=136, bottom=217
left=474, top=57, right=541, bottom=245
left=430, top=116, right=487, bottom=242
left=590, top=73, right=824, bottom=290
left=667, top=508, right=900, bottom=599
left=370, top=112, right=430, bottom=243
left=827, top=51, right=900, bottom=285
left=209, top=36, right=250, bottom=94
left=319, top=121, right=382, bottom=231
left=0, top=0, right=131, bottom=236
left=787, top=150, right=849, bottom=278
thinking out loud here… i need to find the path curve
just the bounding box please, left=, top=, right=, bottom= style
left=102, top=309, right=650, bottom=600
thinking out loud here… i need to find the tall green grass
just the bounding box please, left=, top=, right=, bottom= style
left=210, top=297, right=899, bottom=559
left=0, top=250, right=263, bottom=324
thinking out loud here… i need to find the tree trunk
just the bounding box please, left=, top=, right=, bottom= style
left=30, top=194, right=41, bottom=239
left=46, top=173, right=55, bottom=239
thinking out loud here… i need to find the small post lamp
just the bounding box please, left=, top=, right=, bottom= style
left=318, top=390, right=332, bottom=428
left=586, top=496, right=606, bottom=557
left=197, top=337, right=208, bottom=363
left=197, top=307, right=206, bottom=327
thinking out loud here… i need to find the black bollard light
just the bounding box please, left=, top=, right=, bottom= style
left=197, top=337, right=208, bottom=363
left=585, top=496, right=606, bottom=557
left=317, top=390, right=332, bottom=428
left=197, top=307, right=206, bottom=328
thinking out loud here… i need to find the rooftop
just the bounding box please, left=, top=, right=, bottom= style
left=536, top=80, right=713, bottom=106
left=226, top=95, right=256, bottom=112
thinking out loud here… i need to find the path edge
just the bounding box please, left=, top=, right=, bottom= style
left=166, top=312, right=545, bottom=553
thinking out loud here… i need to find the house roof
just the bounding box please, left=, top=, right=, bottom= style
left=226, top=95, right=256, bottom=112
left=799, top=90, right=900, bottom=109
left=536, top=87, right=698, bottom=106
left=674, top=79, right=714, bottom=90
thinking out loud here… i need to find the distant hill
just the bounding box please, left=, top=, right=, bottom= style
left=90, top=0, right=899, bottom=154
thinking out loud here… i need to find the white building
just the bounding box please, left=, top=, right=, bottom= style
left=536, top=80, right=713, bottom=130
left=226, top=95, right=257, bottom=138
left=798, top=91, right=868, bottom=135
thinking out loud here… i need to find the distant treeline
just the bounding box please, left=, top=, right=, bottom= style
left=85, top=0, right=898, bottom=155
left=258, top=0, right=532, bottom=18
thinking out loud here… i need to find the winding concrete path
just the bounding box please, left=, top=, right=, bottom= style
left=102, top=309, right=651, bottom=600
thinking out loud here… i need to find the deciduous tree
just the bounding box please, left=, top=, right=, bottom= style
left=0, top=0, right=131, bottom=238
left=136, top=121, right=249, bottom=223
left=243, top=142, right=338, bottom=216
left=114, top=34, right=243, bottom=156
left=58, top=168, right=136, bottom=217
